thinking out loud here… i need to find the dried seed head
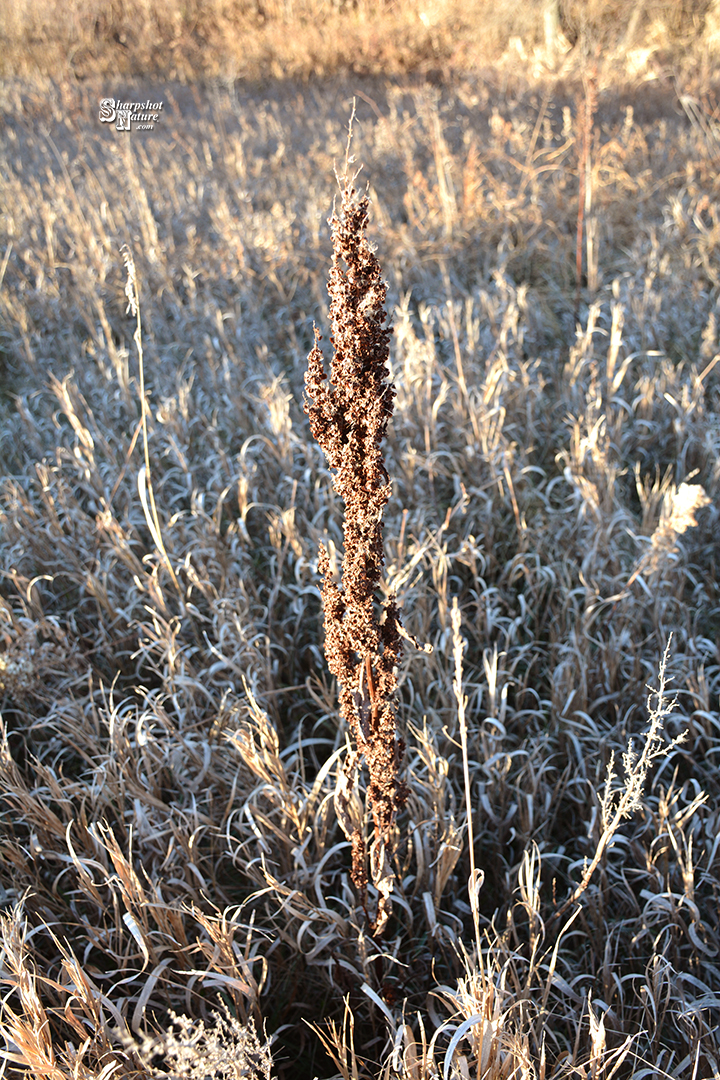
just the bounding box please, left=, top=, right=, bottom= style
left=304, top=180, right=406, bottom=934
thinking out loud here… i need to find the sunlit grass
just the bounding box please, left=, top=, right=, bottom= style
left=1, top=0, right=719, bottom=82
left=0, top=68, right=719, bottom=1078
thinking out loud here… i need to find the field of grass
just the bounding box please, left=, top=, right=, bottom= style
left=1, top=10, right=720, bottom=1078
left=2, top=0, right=720, bottom=83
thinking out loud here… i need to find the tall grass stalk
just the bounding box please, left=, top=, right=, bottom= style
left=575, top=70, right=598, bottom=314
left=451, top=597, right=483, bottom=964
left=122, top=246, right=180, bottom=600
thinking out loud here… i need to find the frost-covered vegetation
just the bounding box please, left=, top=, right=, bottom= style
left=1, top=41, right=720, bottom=1080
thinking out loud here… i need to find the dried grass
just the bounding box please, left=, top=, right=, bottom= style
left=1, top=0, right=718, bottom=85
left=0, top=68, right=719, bottom=1080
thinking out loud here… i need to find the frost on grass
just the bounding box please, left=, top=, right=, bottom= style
left=553, top=636, right=687, bottom=923
left=135, top=1006, right=272, bottom=1080
left=628, top=481, right=711, bottom=585
left=0, top=79, right=719, bottom=1080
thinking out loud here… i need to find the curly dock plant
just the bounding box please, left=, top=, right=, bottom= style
left=304, top=177, right=408, bottom=936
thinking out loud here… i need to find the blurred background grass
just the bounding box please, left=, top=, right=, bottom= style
left=1, top=0, right=720, bottom=84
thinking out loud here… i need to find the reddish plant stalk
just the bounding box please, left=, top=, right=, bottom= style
left=575, top=70, right=598, bottom=317
left=304, top=179, right=407, bottom=936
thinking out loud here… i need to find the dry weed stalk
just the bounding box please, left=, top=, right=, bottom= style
left=304, top=175, right=409, bottom=936
left=575, top=69, right=598, bottom=314
left=552, top=637, right=685, bottom=925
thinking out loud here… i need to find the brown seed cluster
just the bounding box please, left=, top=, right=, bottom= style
left=304, top=181, right=407, bottom=933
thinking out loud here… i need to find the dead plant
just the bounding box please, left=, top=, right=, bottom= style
left=304, top=171, right=412, bottom=937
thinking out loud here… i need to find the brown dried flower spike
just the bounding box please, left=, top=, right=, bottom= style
left=304, top=177, right=407, bottom=936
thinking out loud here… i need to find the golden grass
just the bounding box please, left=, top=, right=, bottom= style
left=1, top=0, right=720, bottom=83
left=0, top=65, right=719, bottom=1079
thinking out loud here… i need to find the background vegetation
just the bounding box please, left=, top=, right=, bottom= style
left=1, top=0, right=720, bottom=82
left=1, top=3, right=720, bottom=1078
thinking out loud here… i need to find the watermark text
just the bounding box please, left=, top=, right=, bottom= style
left=99, top=98, right=164, bottom=131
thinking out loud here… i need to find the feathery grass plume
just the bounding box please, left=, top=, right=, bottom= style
left=627, top=480, right=711, bottom=587
left=304, top=173, right=407, bottom=937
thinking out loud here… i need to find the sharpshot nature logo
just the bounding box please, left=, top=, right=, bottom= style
left=99, top=97, right=164, bottom=131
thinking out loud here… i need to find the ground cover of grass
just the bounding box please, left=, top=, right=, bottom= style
left=2, top=0, right=720, bottom=84
left=0, top=59, right=719, bottom=1079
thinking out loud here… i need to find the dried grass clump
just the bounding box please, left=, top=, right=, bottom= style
left=0, top=75, right=719, bottom=1080
left=132, top=1006, right=272, bottom=1080
left=0, top=896, right=270, bottom=1079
